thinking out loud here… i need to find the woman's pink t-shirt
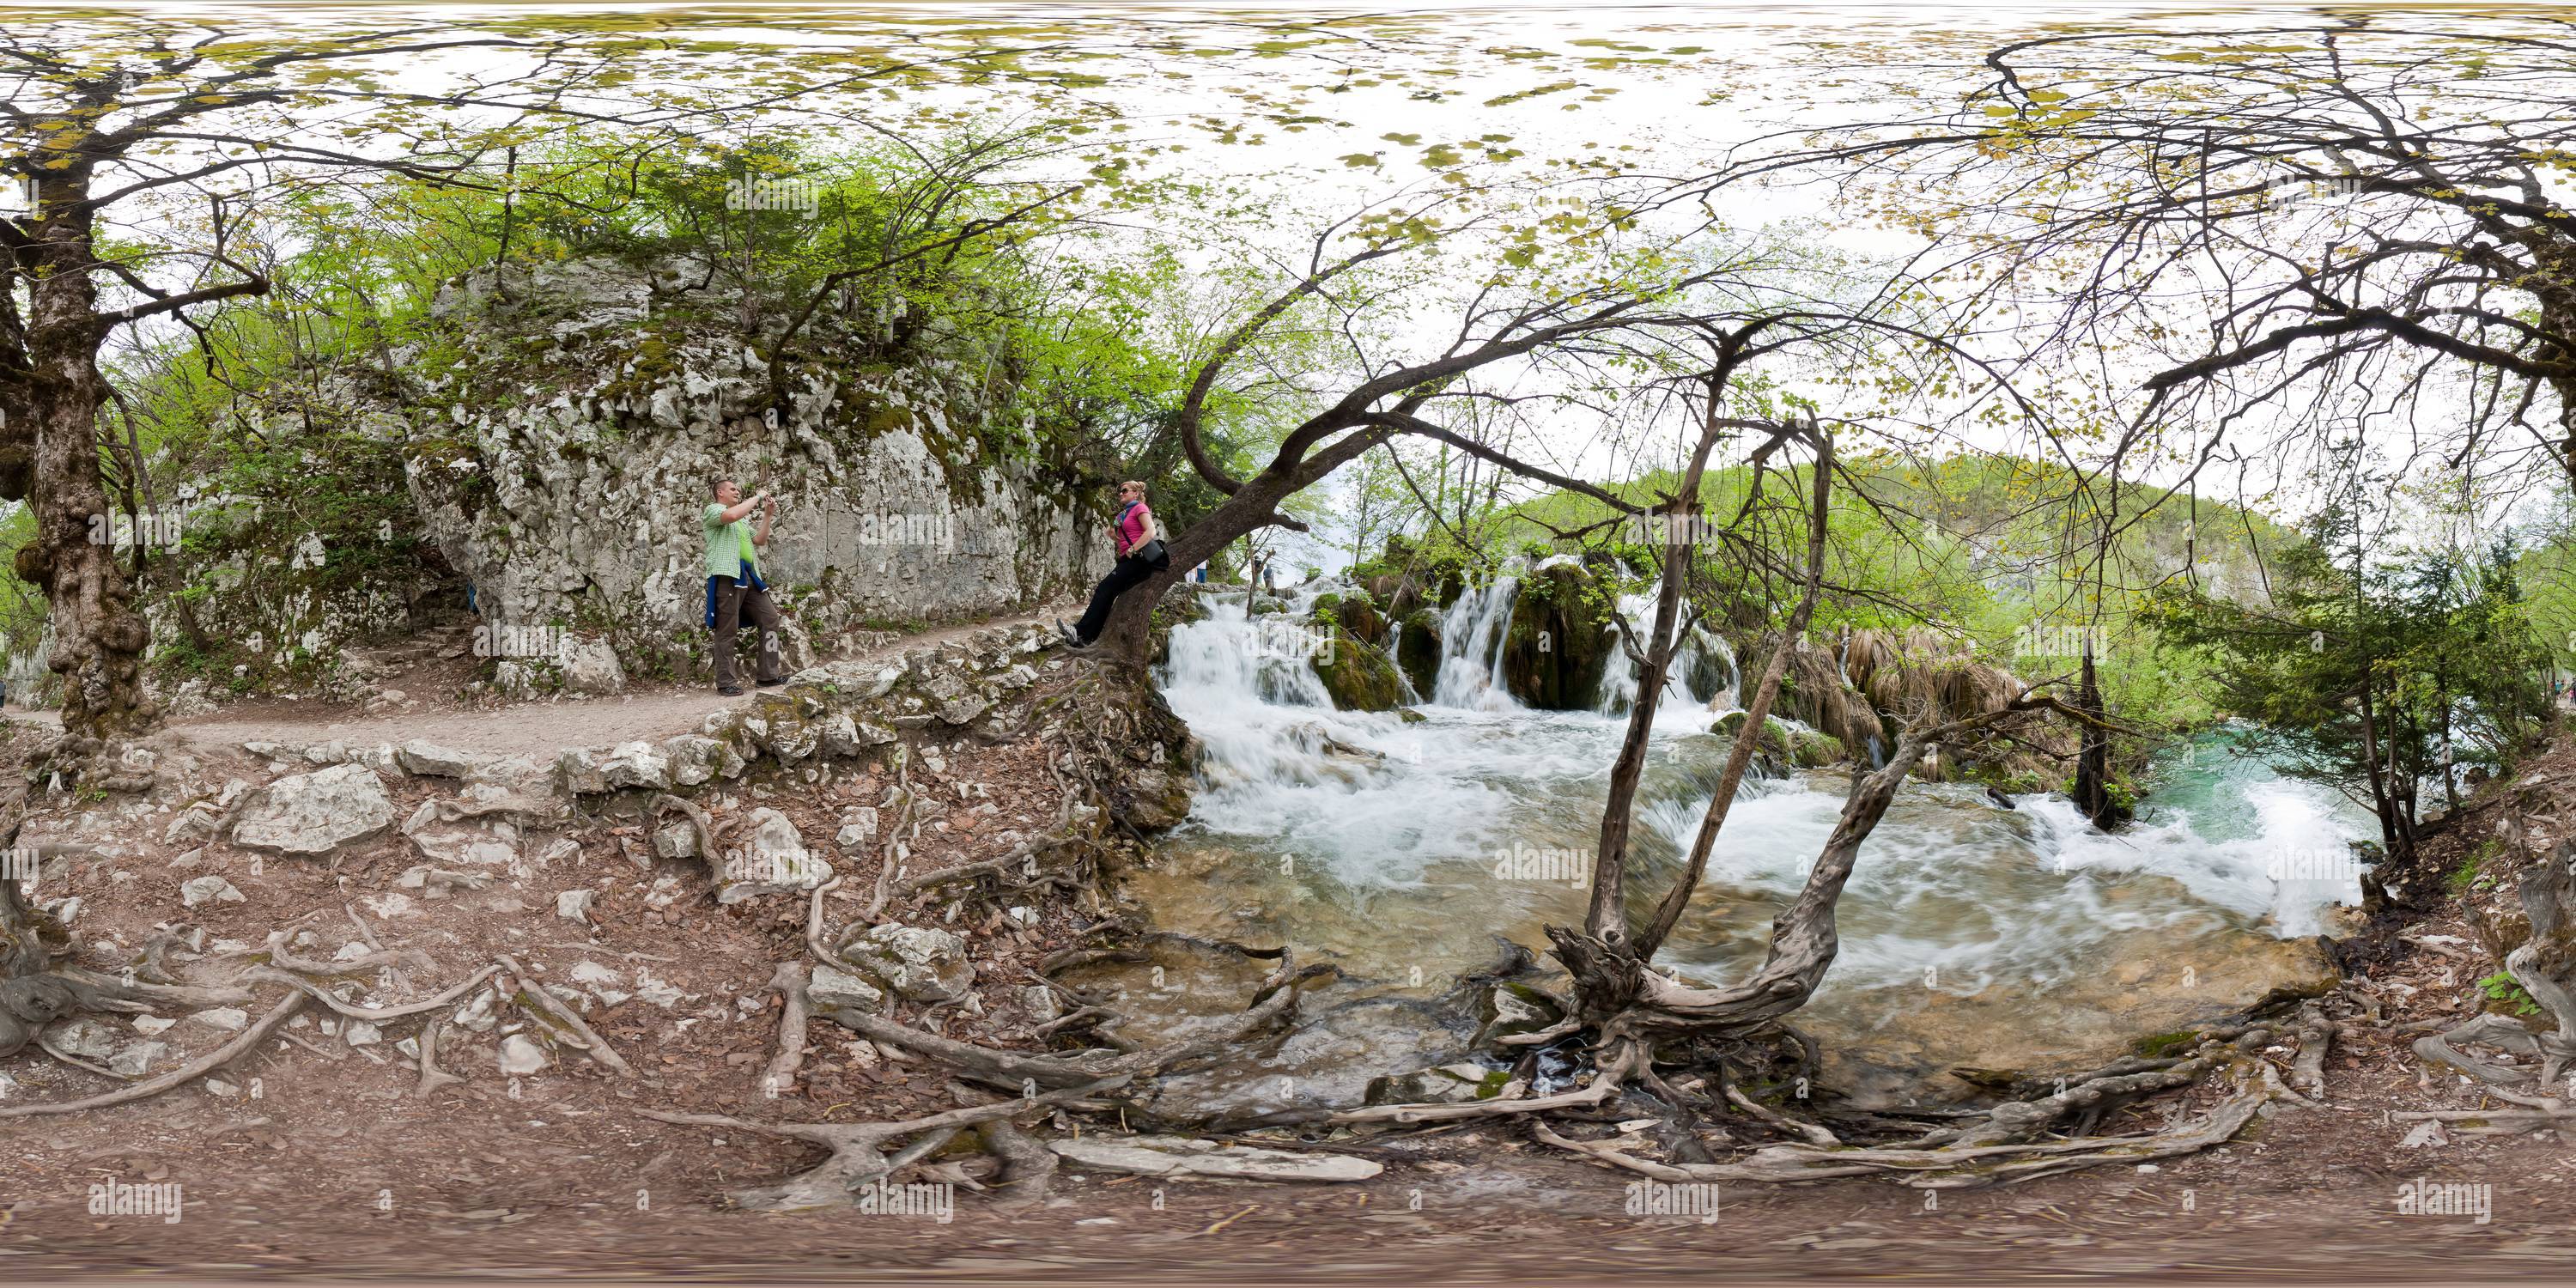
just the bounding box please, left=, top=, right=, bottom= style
left=1115, top=502, right=1153, bottom=556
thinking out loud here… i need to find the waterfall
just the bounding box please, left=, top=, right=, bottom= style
left=1594, top=590, right=1733, bottom=717
left=1429, top=570, right=1523, bottom=711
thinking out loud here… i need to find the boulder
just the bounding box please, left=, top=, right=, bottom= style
left=715, top=808, right=831, bottom=904
left=598, top=741, right=673, bottom=791
left=844, top=923, right=975, bottom=1002
left=189, top=1008, right=252, bottom=1033
left=1472, top=982, right=1563, bottom=1050
left=652, top=821, right=700, bottom=861
left=807, top=963, right=886, bottom=1014
left=395, top=739, right=479, bottom=778
left=108, top=1041, right=168, bottom=1078
left=1312, top=634, right=1406, bottom=712
left=561, top=640, right=626, bottom=695
left=229, top=763, right=394, bottom=855
left=1393, top=609, right=1443, bottom=698
left=1364, top=1062, right=1515, bottom=1106
left=1120, top=766, right=1193, bottom=832
left=662, top=734, right=743, bottom=787
left=835, top=808, right=880, bottom=849
left=1498, top=561, right=1614, bottom=711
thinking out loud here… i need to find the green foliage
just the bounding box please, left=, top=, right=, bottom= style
left=2144, top=501, right=2551, bottom=854
left=2479, top=970, right=2543, bottom=1018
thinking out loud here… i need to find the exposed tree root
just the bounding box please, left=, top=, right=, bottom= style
left=496, top=954, right=631, bottom=1076
left=976, top=1115, right=1060, bottom=1210
left=2406, top=826, right=2576, bottom=1104
left=2414, top=1013, right=2560, bottom=1086
left=762, top=960, right=812, bottom=1099
left=862, top=755, right=919, bottom=923
left=636, top=1077, right=1124, bottom=1211
left=0, top=992, right=306, bottom=1119
left=823, top=949, right=1307, bottom=1095
left=249, top=963, right=501, bottom=1023
left=1538, top=1046, right=2281, bottom=1189
left=264, top=929, right=434, bottom=978
left=1326, top=1046, right=1645, bottom=1126
left=414, top=1016, right=465, bottom=1098
left=1716, top=1059, right=1838, bottom=1147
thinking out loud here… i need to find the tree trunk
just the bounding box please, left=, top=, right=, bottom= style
left=7, top=173, right=157, bottom=745
left=2072, top=640, right=2126, bottom=829
left=2355, top=680, right=2405, bottom=862
left=1096, top=466, right=1304, bottom=664
left=1551, top=720, right=1952, bottom=1055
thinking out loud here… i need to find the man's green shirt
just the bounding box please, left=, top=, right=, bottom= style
left=702, top=501, right=762, bottom=579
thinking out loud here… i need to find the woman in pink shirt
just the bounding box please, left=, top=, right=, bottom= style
left=1060, top=480, right=1170, bottom=648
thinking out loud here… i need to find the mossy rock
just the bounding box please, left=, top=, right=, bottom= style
left=1498, top=562, right=1613, bottom=710
left=1714, top=711, right=1842, bottom=767
left=1394, top=608, right=1443, bottom=697
left=1789, top=730, right=1842, bottom=769
left=1313, top=635, right=1405, bottom=712
left=1333, top=595, right=1388, bottom=647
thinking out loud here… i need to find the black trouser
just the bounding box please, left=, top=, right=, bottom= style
left=713, top=577, right=783, bottom=687
left=1074, top=556, right=1157, bottom=644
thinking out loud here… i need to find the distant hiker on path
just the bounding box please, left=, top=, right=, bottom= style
left=705, top=478, right=786, bottom=695
left=1060, top=479, right=1169, bottom=650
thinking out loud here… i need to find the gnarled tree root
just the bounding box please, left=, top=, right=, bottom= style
left=637, top=1076, right=1124, bottom=1211
left=762, top=961, right=812, bottom=1099
left=0, top=992, right=306, bottom=1119
left=823, top=949, right=1307, bottom=1094
left=1539, top=1053, right=2279, bottom=1189
left=415, top=1016, right=465, bottom=1098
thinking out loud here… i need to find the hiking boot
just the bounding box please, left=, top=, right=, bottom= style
left=717, top=685, right=745, bottom=696
left=756, top=676, right=787, bottom=688
left=1056, top=620, right=1082, bottom=647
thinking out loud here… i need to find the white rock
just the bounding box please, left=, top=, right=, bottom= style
left=109, top=1042, right=168, bottom=1078
left=633, top=970, right=686, bottom=1010
left=190, top=1008, right=252, bottom=1033
left=556, top=889, right=596, bottom=922
left=179, top=876, right=244, bottom=908
left=807, top=964, right=885, bottom=1014
left=49, top=1017, right=121, bottom=1060
left=845, top=923, right=975, bottom=1002
left=229, top=763, right=395, bottom=855
left=362, top=892, right=416, bottom=919
left=497, top=1034, right=552, bottom=1075
left=2400, top=1120, right=2451, bottom=1149
left=343, top=1020, right=382, bottom=1047
left=396, top=739, right=480, bottom=778
left=834, top=808, right=880, bottom=849
left=452, top=990, right=501, bottom=1034
left=715, top=809, right=829, bottom=903
left=131, top=1016, right=175, bottom=1036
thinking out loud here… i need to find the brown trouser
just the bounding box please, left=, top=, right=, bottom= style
left=712, top=577, right=783, bottom=688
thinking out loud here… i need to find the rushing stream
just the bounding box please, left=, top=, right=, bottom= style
left=1087, top=583, right=2370, bottom=1118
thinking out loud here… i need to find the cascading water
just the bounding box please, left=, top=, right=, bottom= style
left=1429, top=569, right=1524, bottom=711
left=1132, top=588, right=2375, bottom=1113
left=1593, top=590, right=1741, bottom=717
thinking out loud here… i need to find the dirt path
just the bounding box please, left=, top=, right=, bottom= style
left=160, top=603, right=1075, bottom=760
